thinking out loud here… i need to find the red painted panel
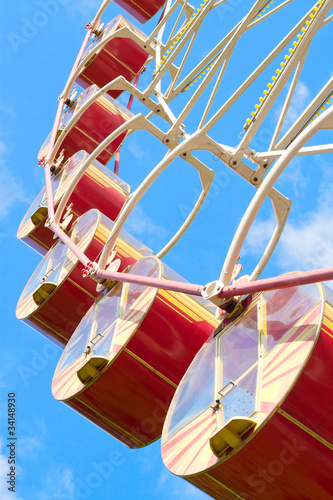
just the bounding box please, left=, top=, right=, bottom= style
left=127, top=292, right=214, bottom=384
left=38, top=86, right=131, bottom=165
left=69, top=352, right=175, bottom=447
left=185, top=475, right=237, bottom=500
left=113, top=0, right=167, bottom=24
left=67, top=163, right=128, bottom=221
left=22, top=225, right=54, bottom=255
left=281, top=311, right=333, bottom=444
left=161, top=285, right=331, bottom=497
left=26, top=280, right=94, bottom=345
left=17, top=210, right=151, bottom=347
left=76, top=16, right=149, bottom=99
left=52, top=257, right=218, bottom=447
left=202, top=411, right=333, bottom=500
left=17, top=151, right=129, bottom=255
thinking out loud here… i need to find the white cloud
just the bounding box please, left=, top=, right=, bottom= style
left=0, top=427, right=73, bottom=500
left=0, top=140, right=29, bottom=218
left=275, top=171, right=333, bottom=271
left=243, top=217, right=276, bottom=258
left=19, top=420, right=47, bottom=460
left=180, top=481, right=210, bottom=499
left=281, top=81, right=311, bottom=132
left=127, top=135, right=151, bottom=161
left=243, top=174, right=333, bottom=273
left=124, top=205, right=167, bottom=247
left=0, top=440, right=24, bottom=500
left=0, top=102, right=15, bottom=119
left=156, top=469, right=209, bottom=499
left=276, top=158, right=307, bottom=198
left=277, top=213, right=333, bottom=273
left=32, top=466, right=75, bottom=500
left=62, top=0, right=101, bottom=18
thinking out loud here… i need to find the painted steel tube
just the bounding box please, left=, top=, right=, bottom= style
left=219, top=105, right=333, bottom=286
left=216, top=267, right=333, bottom=299
left=95, top=267, right=203, bottom=295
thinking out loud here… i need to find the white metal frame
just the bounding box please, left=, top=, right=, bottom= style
left=44, top=0, right=333, bottom=290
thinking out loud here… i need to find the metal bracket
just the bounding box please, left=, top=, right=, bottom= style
left=219, top=381, right=237, bottom=398
left=90, top=332, right=104, bottom=345
left=40, top=268, right=55, bottom=283
left=201, top=280, right=226, bottom=307
left=45, top=216, right=55, bottom=228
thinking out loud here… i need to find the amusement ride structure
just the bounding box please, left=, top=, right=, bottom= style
left=16, top=0, right=333, bottom=498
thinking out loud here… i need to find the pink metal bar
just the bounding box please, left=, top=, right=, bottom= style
left=44, top=98, right=65, bottom=219
left=127, top=72, right=140, bottom=109
left=217, top=267, right=333, bottom=298
left=95, top=268, right=204, bottom=295
left=41, top=23, right=94, bottom=264
left=113, top=149, right=121, bottom=176
left=40, top=2, right=126, bottom=277
left=95, top=265, right=333, bottom=298
left=44, top=27, right=94, bottom=221
left=64, top=30, right=92, bottom=94
left=44, top=0, right=111, bottom=220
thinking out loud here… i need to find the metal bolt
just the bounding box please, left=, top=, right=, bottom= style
left=232, top=160, right=237, bottom=166
left=253, top=177, right=258, bottom=182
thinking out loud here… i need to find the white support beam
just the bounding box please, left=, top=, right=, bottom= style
left=202, top=2, right=331, bottom=136
left=276, top=75, right=333, bottom=150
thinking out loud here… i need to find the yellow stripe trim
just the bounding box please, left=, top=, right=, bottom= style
left=204, top=473, right=247, bottom=500
left=277, top=408, right=333, bottom=451
left=159, top=288, right=209, bottom=323
left=73, top=124, right=115, bottom=155
left=121, top=0, right=151, bottom=19
left=75, top=396, right=145, bottom=446
left=67, top=277, right=97, bottom=301
left=95, top=230, right=109, bottom=244
left=31, top=315, right=68, bottom=343
left=97, top=97, right=131, bottom=120
left=86, top=165, right=128, bottom=195
left=103, top=47, right=138, bottom=75
left=322, top=308, right=333, bottom=338
left=31, top=234, right=49, bottom=250
left=156, top=295, right=193, bottom=323
left=323, top=328, right=333, bottom=339
left=124, top=348, right=177, bottom=388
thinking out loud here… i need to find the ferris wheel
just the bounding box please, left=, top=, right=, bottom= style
left=16, top=0, right=333, bottom=498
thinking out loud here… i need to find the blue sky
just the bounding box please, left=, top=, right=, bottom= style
left=1, top=1, right=332, bottom=499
